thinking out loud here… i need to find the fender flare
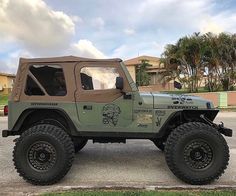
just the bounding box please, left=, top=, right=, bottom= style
left=11, top=108, right=78, bottom=135
left=156, top=109, right=219, bottom=139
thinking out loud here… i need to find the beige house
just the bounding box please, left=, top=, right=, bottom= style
left=124, top=55, right=166, bottom=85
left=0, top=72, right=16, bottom=95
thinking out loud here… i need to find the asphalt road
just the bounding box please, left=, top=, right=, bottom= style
left=0, top=112, right=236, bottom=195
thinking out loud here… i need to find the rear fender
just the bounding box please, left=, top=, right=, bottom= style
left=9, top=108, right=77, bottom=136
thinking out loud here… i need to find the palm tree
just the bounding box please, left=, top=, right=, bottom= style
left=160, top=33, right=206, bottom=92
left=136, top=59, right=152, bottom=86
left=160, top=32, right=236, bottom=92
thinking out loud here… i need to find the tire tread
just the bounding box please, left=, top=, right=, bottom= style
left=13, top=124, right=75, bottom=185
left=165, top=122, right=229, bottom=185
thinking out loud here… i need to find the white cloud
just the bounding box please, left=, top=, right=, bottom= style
left=208, top=11, right=236, bottom=33
left=112, top=44, right=130, bottom=59
left=2, top=0, right=236, bottom=73
left=133, top=0, right=236, bottom=35
left=0, top=0, right=108, bottom=73
left=107, top=0, right=236, bottom=58
left=70, top=39, right=106, bottom=59
left=198, top=10, right=236, bottom=34
left=0, top=0, right=75, bottom=55
left=0, top=49, right=31, bottom=73
left=124, top=28, right=136, bottom=35
left=91, top=17, right=105, bottom=30
left=200, top=20, right=223, bottom=34
left=0, top=38, right=106, bottom=73
left=112, top=41, right=162, bottom=60
left=71, top=15, right=83, bottom=23
left=134, top=0, right=212, bottom=31
left=151, top=41, right=166, bottom=51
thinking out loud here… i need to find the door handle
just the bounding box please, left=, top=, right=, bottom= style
left=83, top=105, right=92, bottom=110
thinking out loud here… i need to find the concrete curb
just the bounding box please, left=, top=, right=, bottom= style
left=29, top=184, right=236, bottom=196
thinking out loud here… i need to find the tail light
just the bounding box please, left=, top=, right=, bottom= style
left=4, top=105, right=8, bottom=116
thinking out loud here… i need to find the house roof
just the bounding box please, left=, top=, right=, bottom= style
left=124, top=55, right=160, bottom=66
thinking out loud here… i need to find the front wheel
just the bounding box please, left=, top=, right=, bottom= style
left=165, top=122, right=229, bottom=185
left=13, top=124, right=75, bottom=185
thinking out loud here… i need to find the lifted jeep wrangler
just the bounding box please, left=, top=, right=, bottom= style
left=2, top=56, right=232, bottom=185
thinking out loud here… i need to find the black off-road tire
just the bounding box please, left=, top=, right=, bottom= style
left=74, top=139, right=88, bottom=153
left=165, top=122, right=229, bottom=185
left=153, top=140, right=165, bottom=151
left=13, top=124, right=75, bottom=185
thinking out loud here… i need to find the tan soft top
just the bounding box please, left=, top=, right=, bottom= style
left=20, top=56, right=122, bottom=63
left=13, top=55, right=128, bottom=102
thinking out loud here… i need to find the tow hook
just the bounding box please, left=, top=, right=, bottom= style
left=200, top=114, right=233, bottom=137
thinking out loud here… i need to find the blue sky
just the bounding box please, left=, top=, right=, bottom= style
left=1, top=0, right=236, bottom=73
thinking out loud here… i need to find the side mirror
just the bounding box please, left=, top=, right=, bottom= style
left=116, top=77, right=124, bottom=90
left=174, top=81, right=182, bottom=89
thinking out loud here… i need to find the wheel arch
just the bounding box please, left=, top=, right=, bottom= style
left=11, top=108, right=78, bottom=136
left=156, top=109, right=219, bottom=141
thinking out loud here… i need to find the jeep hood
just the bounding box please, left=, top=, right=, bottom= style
left=140, top=92, right=213, bottom=109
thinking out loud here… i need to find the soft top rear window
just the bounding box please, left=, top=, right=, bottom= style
left=25, top=65, right=67, bottom=96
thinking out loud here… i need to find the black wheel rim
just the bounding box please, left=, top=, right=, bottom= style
left=27, top=141, right=57, bottom=172
left=183, top=140, right=213, bottom=170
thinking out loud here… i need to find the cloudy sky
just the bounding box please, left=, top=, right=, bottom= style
left=1, top=0, right=236, bottom=73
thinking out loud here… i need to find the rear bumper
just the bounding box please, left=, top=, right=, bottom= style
left=2, top=130, right=17, bottom=137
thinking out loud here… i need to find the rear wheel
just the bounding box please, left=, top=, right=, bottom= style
left=165, top=122, right=229, bottom=185
left=13, top=124, right=75, bottom=185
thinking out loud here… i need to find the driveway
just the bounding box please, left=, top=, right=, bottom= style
left=0, top=112, right=236, bottom=195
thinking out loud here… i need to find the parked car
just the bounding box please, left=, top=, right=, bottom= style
left=3, top=105, right=8, bottom=116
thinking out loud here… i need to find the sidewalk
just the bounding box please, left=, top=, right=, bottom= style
left=217, top=111, right=236, bottom=118
left=0, top=104, right=3, bottom=116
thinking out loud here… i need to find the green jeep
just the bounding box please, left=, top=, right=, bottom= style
left=2, top=56, right=232, bottom=185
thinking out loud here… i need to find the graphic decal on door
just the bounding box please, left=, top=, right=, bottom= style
left=102, top=104, right=121, bottom=126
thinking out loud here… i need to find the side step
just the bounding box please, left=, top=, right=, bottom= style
left=93, top=138, right=126, bottom=143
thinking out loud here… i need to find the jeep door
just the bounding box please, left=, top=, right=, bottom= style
left=75, top=61, right=133, bottom=132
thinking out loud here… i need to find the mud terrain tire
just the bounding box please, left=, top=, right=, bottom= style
left=165, top=122, right=229, bottom=185
left=13, top=124, right=75, bottom=185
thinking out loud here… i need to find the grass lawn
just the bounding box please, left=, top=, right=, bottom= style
left=42, top=190, right=236, bottom=196
left=0, top=95, right=8, bottom=106
left=220, top=107, right=236, bottom=112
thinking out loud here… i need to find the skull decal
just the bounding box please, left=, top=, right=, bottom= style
left=102, top=104, right=121, bottom=126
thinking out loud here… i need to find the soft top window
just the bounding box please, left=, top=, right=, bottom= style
left=25, top=65, right=67, bottom=96
left=80, top=67, right=119, bottom=90
left=25, top=75, right=45, bottom=96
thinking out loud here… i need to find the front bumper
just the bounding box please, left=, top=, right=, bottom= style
left=200, top=114, right=233, bottom=137
left=218, top=125, right=233, bottom=137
